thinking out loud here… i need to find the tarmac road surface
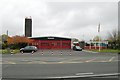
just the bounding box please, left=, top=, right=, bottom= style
left=1, top=50, right=119, bottom=79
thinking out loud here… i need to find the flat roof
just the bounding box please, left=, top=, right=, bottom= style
left=29, top=36, right=71, bottom=40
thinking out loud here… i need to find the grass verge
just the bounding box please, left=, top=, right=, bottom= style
left=0, top=49, right=19, bottom=54
left=89, top=49, right=120, bottom=53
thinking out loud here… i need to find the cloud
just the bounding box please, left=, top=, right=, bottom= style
left=0, top=0, right=118, bottom=41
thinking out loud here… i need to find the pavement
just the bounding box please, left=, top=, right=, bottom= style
left=1, top=50, right=120, bottom=79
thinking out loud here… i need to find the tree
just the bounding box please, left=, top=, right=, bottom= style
left=7, top=35, right=33, bottom=45
left=93, top=36, right=102, bottom=42
left=0, top=34, right=9, bottom=49
left=107, top=29, right=120, bottom=49
left=0, top=36, right=2, bottom=49
left=107, top=29, right=118, bottom=42
left=7, top=36, right=33, bottom=49
left=1, top=34, right=8, bottom=43
left=72, top=38, right=79, bottom=42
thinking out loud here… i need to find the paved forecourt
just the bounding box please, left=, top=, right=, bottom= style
left=2, top=49, right=119, bottom=64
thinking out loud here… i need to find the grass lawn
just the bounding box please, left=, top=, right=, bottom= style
left=89, top=49, right=120, bottom=53
left=0, top=49, right=19, bottom=54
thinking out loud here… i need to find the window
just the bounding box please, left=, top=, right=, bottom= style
left=62, top=43, right=70, bottom=46
left=41, top=43, right=49, bottom=46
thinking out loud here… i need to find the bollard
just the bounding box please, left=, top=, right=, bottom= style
left=60, top=51, right=62, bottom=55
left=21, top=51, right=23, bottom=55
left=70, top=50, right=71, bottom=55
left=32, top=51, right=34, bottom=55
left=42, top=50, right=43, bottom=55
left=11, top=51, right=13, bottom=55
left=52, top=51, right=53, bottom=55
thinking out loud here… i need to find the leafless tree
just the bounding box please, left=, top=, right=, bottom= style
left=107, top=29, right=120, bottom=49
left=107, top=29, right=118, bottom=41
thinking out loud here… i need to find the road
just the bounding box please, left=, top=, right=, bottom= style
left=1, top=50, right=120, bottom=79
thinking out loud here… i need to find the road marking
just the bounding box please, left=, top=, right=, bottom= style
left=76, top=72, right=94, bottom=75
left=85, top=58, right=97, bottom=62
left=5, top=61, right=16, bottom=64
left=46, top=73, right=120, bottom=79
left=83, top=50, right=98, bottom=53
left=114, top=60, right=120, bottom=62
left=60, top=58, right=82, bottom=63
left=109, top=57, right=115, bottom=62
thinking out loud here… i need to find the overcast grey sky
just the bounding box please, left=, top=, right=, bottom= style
left=0, top=0, right=118, bottom=41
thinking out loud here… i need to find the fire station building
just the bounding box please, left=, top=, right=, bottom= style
left=30, top=36, right=71, bottom=49
left=25, top=17, right=72, bottom=49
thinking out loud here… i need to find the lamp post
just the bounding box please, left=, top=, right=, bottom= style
left=98, top=23, right=101, bottom=52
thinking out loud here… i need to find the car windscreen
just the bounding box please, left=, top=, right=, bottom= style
left=24, top=46, right=30, bottom=49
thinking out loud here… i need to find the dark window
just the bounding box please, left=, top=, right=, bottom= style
left=41, top=43, right=49, bottom=46
left=62, top=43, right=70, bottom=46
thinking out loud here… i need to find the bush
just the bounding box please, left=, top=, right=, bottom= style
left=2, top=43, right=8, bottom=49
left=1, top=49, right=19, bottom=54
left=9, top=43, right=28, bottom=49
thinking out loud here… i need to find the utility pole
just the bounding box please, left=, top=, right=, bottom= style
left=6, top=30, right=10, bottom=53
left=83, top=34, right=85, bottom=49
left=98, top=23, right=101, bottom=52
left=6, top=30, right=8, bottom=36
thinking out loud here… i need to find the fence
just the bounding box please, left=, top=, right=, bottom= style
left=84, top=46, right=107, bottom=50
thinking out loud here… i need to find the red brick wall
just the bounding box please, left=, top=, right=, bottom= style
left=31, top=40, right=71, bottom=49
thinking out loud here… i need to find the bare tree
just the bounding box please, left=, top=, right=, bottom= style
left=108, top=29, right=117, bottom=41
left=107, top=29, right=120, bottom=49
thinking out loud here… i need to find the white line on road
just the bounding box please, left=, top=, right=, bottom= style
left=83, top=50, right=98, bottom=53
left=85, top=58, right=97, bottom=62
left=76, top=72, right=94, bottom=75
left=46, top=73, right=120, bottom=79
left=109, top=57, right=115, bottom=62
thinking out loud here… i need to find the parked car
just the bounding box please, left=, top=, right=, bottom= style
left=20, top=46, right=38, bottom=53
left=73, top=46, right=82, bottom=51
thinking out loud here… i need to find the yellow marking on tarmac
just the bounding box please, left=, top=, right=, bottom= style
left=8, top=57, right=117, bottom=65
left=60, top=58, right=82, bottom=63
left=0, top=62, right=2, bottom=64
left=58, top=61, right=83, bottom=64
left=85, top=58, right=97, bottom=62
left=5, top=61, right=16, bottom=64
left=109, top=57, right=115, bottom=62
left=25, top=58, right=84, bottom=64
